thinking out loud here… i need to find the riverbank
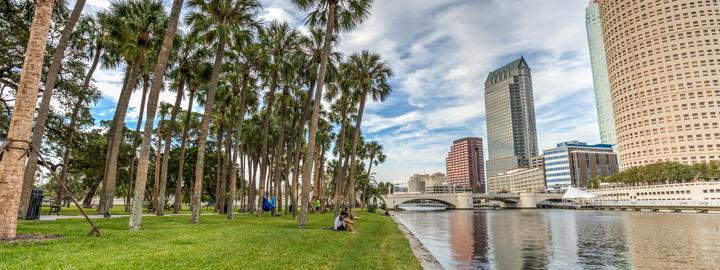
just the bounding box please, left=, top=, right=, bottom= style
left=391, top=215, right=443, bottom=270
left=1, top=212, right=420, bottom=269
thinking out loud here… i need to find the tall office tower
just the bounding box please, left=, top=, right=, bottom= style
left=484, top=57, right=539, bottom=177
left=585, top=0, right=617, bottom=146
left=599, top=0, right=720, bottom=168
left=445, top=137, right=485, bottom=193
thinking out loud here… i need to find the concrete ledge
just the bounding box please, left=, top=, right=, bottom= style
left=391, top=215, right=444, bottom=270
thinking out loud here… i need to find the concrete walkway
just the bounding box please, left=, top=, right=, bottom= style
left=38, top=213, right=191, bottom=221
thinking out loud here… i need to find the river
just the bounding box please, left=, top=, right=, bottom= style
left=393, top=209, right=720, bottom=269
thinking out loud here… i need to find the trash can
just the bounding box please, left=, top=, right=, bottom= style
left=26, top=189, right=44, bottom=220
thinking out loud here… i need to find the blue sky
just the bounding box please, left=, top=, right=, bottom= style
left=82, top=0, right=601, bottom=184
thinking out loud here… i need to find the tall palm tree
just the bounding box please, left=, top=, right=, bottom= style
left=101, top=0, right=167, bottom=218
left=259, top=21, right=302, bottom=216
left=186, top=0, right=260, bottom=224
left=128, top=0, right=184, bottom=230
left=56, top=13, right=107, bottom=212
left=156, top=33, right=200, bottom=217
left=325, top=68, right=356, bottom=215
left=361, top=141, right=384, bottom=209
left=0, top=0, right=56, bottom=240
left=344, top=51, right=392, bottom=214
left=292, top=0, right=374, bottom=228
left=18, top=0, right=88, bottom=219
left=173, top=60, right=212, bottom=213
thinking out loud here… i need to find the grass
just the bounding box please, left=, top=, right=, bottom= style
left=1, top=211, right=420, bottom=270
left=39, top=205, right=215, bottom=216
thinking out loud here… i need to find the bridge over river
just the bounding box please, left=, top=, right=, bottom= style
left=383, top=192, right=562, bottom=209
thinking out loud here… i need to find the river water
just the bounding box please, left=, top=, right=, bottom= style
left=393, top=209, right=720, bottom=269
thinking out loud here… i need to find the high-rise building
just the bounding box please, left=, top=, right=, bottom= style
left=484, top=57, right=539, bottom=177
left=599, top=0, right=720, bottom=168
left=445, top=137, right=485, bottom=193
left=543, top=141, right=619, bottom=189
left=585, top=0, right=617, bottom=146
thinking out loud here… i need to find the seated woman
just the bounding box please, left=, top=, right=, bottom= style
left=334, top=211, right=356, bottom=233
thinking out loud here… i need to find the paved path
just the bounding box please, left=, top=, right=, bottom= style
left=38, top=213, right=191, bottom=221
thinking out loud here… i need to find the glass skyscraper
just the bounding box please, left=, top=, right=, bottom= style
left=585, top=0, right=617, bottom=146
left=484, top=57, right=539, bottom=177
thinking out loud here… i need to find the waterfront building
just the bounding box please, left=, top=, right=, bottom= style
left=543, top=141, right=619, bottom=190
left=486, top=167, right=545, bottom=194
left=484, top=57, right=539, bottom=177
left=585, top=0, right=617, bottom=147
left=429, top=172, right=448, bottom=187
left=407, top=174, right=428, bottom=193
left=446, top=138, right=485, bottom=193
left=407, top=173, right=446, bottom=192
left=599, top=0, right=720, bottom=168
left=590, top=181, right=720, bottom=203
left=393, top=182, right=408, bottom=193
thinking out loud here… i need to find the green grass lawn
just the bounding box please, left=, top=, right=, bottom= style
left=39, top=204, right=215, bottom=216
left=1, top=212, right=420, bottom=270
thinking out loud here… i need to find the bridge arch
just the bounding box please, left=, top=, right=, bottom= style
left=390, top=198, right=457, bottom=209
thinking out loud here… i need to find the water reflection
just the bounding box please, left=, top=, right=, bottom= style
left=394, top=210, right=720, bottom=269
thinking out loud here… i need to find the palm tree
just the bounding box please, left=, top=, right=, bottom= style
left=292, top=0, right=374, bottom=228
left=56, top=14, right=107, bottom=212
left=0, top=0, right=56, bottom=240
left=101, top=0, right=167, bottom=218
left=361, top=141, right=384, bottom=209
left=325, top=69, right=356, bottom=215
left=186, top=0, right=260, bottom=224
left=18, top=0, right=88, bottom=219
left=173, top=59, right=212, bottom=213
left=344, top=51, right=392, bottom=214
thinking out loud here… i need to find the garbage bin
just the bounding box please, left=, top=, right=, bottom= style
left=26, top=189, right=44, bottom=220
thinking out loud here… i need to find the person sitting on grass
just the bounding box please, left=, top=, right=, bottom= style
left=334, top=211, right=356, bottom=233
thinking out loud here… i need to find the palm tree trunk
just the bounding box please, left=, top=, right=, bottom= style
left=18, top=0, right=87, bottom=219
left=55, top=95, right=84, bottom=205
left=158, top=77, right=185, bottom=216
left=333, top=109, right=348, bottom=215
left=0, top=0, right=55, bottom=239
left=299, top=1, right=337, bottom=228
left=102, top=52, right=143, bottom=217
left=271, top=85, right=291, bottom=216
left=152, top=125, right=163, bottom=211
left=347, top=90, right=368, bottom=214
left=215, top=121, right=224, bottom=212
left=174, top=88, right=195, bottom=213
left=126, top=75, right=149, bottom=212
left=55, top=42, right=102, bottom=208
left=256, top=74, right=278, bottom=216
left=127, top=0, right=183, bottom=230
left=191, top=38, right=226, bottom=224
left=227, top=78, right=248, bottom=219
left=361, top=155, right=375, bottom=209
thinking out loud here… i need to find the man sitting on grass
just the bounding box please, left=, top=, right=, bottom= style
left=334, top=211, right=356, bottom=233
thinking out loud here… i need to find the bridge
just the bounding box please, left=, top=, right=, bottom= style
left=383, top=192, right=562, bottom=209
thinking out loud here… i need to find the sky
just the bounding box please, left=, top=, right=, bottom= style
left=82, top=0, right=601, bottom=185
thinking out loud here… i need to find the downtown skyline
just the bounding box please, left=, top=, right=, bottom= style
left=81, top=0, right=600, bottom=183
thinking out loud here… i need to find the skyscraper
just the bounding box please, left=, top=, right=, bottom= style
left=599, top=0, right=720, bottom=168
left=585, top=0, right=617, bottom=146
left=445, top=137, right=485, bottom=193
left=484, top=57, right=539, bottom=177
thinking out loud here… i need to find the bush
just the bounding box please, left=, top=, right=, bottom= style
left=367, top=204, right=377, bottom=213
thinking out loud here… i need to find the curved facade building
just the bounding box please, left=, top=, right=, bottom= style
left=599, top=0, right=720, bottom=168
